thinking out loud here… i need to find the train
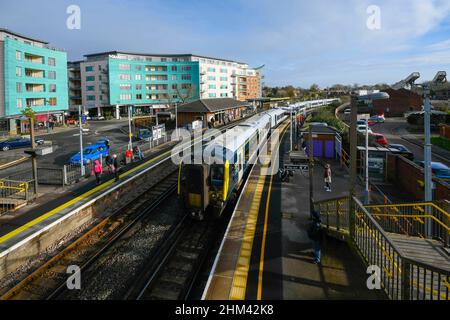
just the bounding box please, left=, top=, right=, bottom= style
left=178, top=108, right=287, bottom=220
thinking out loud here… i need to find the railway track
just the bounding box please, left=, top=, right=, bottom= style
left=125, top=216, right=222, bottom=300
left=0, top=161, right=178, bottom=300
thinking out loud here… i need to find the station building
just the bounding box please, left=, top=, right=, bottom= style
left=0, top=29, right=68, bottom=134
left=372, top=88, right=422, bottom=117
left=176, top=98, right=250, bottom=129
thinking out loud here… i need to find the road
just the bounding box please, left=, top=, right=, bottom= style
left=0, top=120, right=131, bottom=179
left=372, top=117, right=450, bottom=167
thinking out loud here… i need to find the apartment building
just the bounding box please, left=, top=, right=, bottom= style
left=79, top=51, right=261, bottom=117
left=0, top=28, right=68, bottom=134
left=67, top=61, right=82, bottom=110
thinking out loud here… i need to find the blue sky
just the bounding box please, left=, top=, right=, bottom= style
left=1, top=0, right=450, bottom=87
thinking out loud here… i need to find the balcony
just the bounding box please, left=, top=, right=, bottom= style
left=25, top=83, right=45, bottom=92
left=24, top=53, right=44, bottom=64
left=25, top=68, right=44, bottom=78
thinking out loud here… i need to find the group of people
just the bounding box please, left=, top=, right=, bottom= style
left=90, top=146, right=146, bottom=185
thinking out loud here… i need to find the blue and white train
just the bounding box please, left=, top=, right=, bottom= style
left=178, top=109, right=287, bottom=219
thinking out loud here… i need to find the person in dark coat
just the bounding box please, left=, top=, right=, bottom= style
left=308, top=210, right=324, bottom=264
left=113, top=154, right=120, bottom=181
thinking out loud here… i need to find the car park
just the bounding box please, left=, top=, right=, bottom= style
left=388, top=144, right=414, bottom=160
left=70, top=143, right=109, bottom=165
left=0, top=137, right=44, bottom=151
left=416, top=161, right=450, bottom=181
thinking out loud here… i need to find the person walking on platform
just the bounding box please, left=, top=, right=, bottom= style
left=308, top=211, right=324, bottom=264
left=113, top=154, right=120, bottom=182
left=91, top=159, right=103, bottom=185
left=324, top=164, right=332, bottom=192
left=105, top=154, right=114, bottom=174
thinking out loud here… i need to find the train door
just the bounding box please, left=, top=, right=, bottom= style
left=237, top=149, right=244, bottom=183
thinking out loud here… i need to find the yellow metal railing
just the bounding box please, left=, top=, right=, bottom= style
left=314, top=196, right=450, bottom=300
left=365, top=202, right=450, bottom=247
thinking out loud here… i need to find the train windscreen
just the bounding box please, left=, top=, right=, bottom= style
left=185, top=165, right=203, bottom=194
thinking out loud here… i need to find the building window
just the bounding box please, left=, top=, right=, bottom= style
left=119, top=63, right=131, bottom=70
left=136, top=94, right=142, bottom=100
left=85, top=66, right=93, bottom=72
left=86, top=86, right=95, bottom=91
left=119, top=84, right=131, bottom=90
left=220, top=76, right=227, bottom=81
left=49, top=84, right=56, bottom=92
left=172, top=66, right=177, bottom=71
left=16, top=82, right=22, bottom=93
left=209, top=93, right=216, bottom=98
left=161, top=58, right=167, bottom=62
left=48, top=71, right=56, bottom=79
left=17, top=98, right=23, bottom=108
left=182, top=74, right=192, bottom=80
left=87, top=95, right=95, bottom=101
left=49, top=97, right=57, bottom=106
left=119, top=94, right=132, bottom=100
left=48, top=57, right=56, bottom=66
left=119, top=74, right=131, bottom=80
left=172, top=84, right=177, bottom=90
left=207, top=76, right=215, bottom=81
left=172, top=94, right=178, bottom=99
left=16, top=50, right=21, bottom=60
left=172, top=75, right=177, bottom=81
left=172, top=58, right=178, bottom=62
left=209, top=84, right=216, bottom=89
left=208, top=67, right=215, bottom=72
left=220, top=93, right=228, bottom=97
left=220, top=68, right=227, bottom=73
left=135, top=65, right=142, bottom=71
left=220, top=85, right=228, bottom=89
left=16, top=67, right=22, bottom=77
left=136, top=84, right=142, bottom=90
left=99, top=95, right=103, bottom=101
left=181, top=83, right=192, bottom=89
left=135, top=74, right=142, bottom=80
left=182, top=66, right=191, bottom=71
left=86, top=75, right=95, bottom=81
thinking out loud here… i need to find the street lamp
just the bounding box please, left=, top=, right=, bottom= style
left=349, top=91, right=389, bottom=235
left=128, top=105, right=133, bottom=151
left=78, top=105, right=85, bottom=176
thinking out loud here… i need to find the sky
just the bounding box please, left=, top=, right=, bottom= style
left=1, top=0, right=450, bottom=87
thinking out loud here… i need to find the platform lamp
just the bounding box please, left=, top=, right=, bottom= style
left=401, top=71, right=447, bottom=238
left=349, top=91, right=389, bottom=237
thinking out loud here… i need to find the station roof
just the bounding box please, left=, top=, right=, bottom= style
left=177, top=98, right=249, bottom=113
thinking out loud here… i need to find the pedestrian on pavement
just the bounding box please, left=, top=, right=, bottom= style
left=91, top=159, right=103, bottom=185
left=125, top=148, right=133, bottom=164
left=307, top=210, right=324, bottom=264
left=133, top=145, right=144, bottom=161
left=113, top=154, right=120, bottom=182
left=324, top=164, right=332, bottom=192
left=105, top=154, right=114, bottom=174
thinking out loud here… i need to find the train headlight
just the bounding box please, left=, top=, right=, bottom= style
left=210, top=192, right=218, bottom=201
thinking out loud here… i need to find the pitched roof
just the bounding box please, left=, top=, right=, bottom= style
left=178, top=98, right=249, bottom=113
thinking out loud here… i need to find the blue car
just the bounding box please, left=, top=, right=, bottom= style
left=0, top=137, right=44, bottom=151
left=70, top=143, right=109, bottom=165
left=417, top=161, right=450, bottom=181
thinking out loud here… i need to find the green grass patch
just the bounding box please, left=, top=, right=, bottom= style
left=431, top=136, right=450, bottom=151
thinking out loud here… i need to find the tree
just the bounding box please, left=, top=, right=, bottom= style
left=176, top=84, right=198, bottom=104
left=21, top=105, right=36, bottom=121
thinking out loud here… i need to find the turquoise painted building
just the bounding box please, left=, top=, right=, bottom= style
left=108, top=57, right=200, bottom=106
left=0, top=29, right=68, bottom=133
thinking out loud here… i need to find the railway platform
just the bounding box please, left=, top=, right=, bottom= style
left=203, top=125, right=385, bottom=300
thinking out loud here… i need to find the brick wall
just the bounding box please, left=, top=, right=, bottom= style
left=372, top=88, right=422, bottom=117
left=386, top=154, right=450, bottom=201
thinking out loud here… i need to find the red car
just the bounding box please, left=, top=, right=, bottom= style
left=373, top=133, right=388, bottom=146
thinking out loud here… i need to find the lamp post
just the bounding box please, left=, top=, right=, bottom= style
left=78, top=105, right=85, bottom=176
left=365, top=116, right=369, bottom=204
left=349, top=92, right=389, bottom=235
left=398, top=71, right=447, bottom=238
left=128, top=105, right=133, bottom=151
left=175, top=102, right=178, bottom=139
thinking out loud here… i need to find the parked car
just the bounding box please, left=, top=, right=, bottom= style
left=0, top=137, right=44, bottom=151
left=388, top=144, right=414, bottom=161
left=96, top=138, right=110, bottom=149
left=70, top=143, right=109, bottom=165
left=372, top=133, right=388, bottom=146
left=357, top=125, right=373, bottom=134
left=369, top=115, right=385, bottom=123
left=344, top=108, right=351, bottom=115
left=416, top=161, right=450, bottom=181
left=66, top=118, right=78, bottom=125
